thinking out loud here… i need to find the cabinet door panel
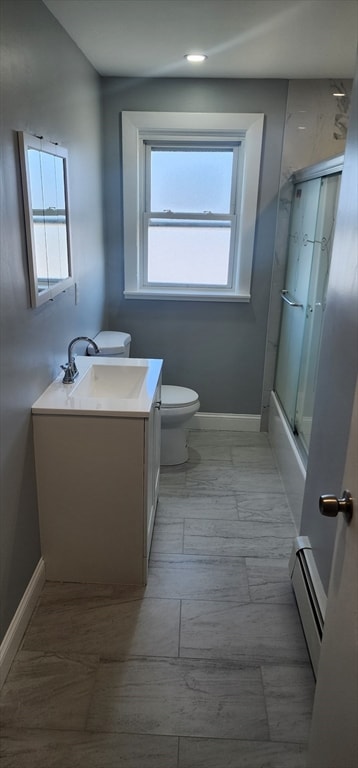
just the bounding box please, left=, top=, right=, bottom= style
left=33, top=415, right=145, bottom=584
left=145, top=379, right=162, bottom=560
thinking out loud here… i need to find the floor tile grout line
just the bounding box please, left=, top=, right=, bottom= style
left=259, top=664, right=273, bottom=743
left=156, top=512, right=296, bottom=527
left=83, top=655, right=102, bottom=732
left=178, top=600, right=182, bottom=658
left=9, top=648, right=314, bottom=669
left=177, top=735, right=181, bottom=767
left=0, top=724, right=309, bottom=746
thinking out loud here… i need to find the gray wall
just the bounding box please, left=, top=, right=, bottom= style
left=101, top=77, right=288, bottom=414
left=0, top=0, right=106, bottom=641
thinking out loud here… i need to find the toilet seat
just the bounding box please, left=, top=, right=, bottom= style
left=161, top=385, right=199, bottom=408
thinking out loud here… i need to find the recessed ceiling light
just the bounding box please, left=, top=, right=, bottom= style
left=184, top=54, right=207, bottom=63
left=333, top=91, right=346, bottom=97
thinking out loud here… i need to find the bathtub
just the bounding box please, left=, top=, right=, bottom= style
left=268, top=391, right=306, bottom=532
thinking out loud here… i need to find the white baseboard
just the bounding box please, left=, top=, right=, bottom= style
left=191, top=412, right=261, bottom=431
left=0, top=558, right=45, bottom=688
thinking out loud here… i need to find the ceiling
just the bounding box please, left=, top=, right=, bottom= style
left=43, top=0, right=357, bottom=79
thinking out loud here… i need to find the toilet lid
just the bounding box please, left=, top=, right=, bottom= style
left=89, top=330, right=131, bottom=355
left=161, top=385, right=199, bottom=408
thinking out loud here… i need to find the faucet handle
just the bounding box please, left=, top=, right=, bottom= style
left=61, top=363, right=75, bottom=383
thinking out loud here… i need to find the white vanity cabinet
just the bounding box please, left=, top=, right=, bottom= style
left=32, top=364, right=162, bottom=585
left=146, top=379, right=162, bottom=558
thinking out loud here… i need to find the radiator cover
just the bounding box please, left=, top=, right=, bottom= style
left=289, top=536, right=327, bottom=678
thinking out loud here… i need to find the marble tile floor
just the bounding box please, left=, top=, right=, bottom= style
left=0, top=430, right=315, bottom=767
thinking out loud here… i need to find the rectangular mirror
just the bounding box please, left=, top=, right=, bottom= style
left=18, top=132, right=74, bottom=307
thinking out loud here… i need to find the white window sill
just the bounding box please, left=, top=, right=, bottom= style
left=123, top=289, right=251, bottom=302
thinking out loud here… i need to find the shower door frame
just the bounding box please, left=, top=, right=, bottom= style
left=274, top=154, right=343, bottom=460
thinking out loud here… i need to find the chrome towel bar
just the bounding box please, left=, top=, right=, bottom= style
left=280, top=289, right=303, bottom=307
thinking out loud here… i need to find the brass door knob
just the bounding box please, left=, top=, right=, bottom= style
left=319, top=490, right=353, bottom=523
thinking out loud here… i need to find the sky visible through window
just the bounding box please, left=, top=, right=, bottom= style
left=148, top=148, right=233, bottom=284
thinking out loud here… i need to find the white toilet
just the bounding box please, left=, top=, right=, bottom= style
left=88, top=331, right=200, bottom=466
left=160, top=384, right=200, bottom=465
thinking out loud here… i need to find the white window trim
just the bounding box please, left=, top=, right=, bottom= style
left=121, top=111, right=264, bottom=301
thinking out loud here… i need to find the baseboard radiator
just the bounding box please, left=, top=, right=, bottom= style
left=289, top=537, right=327, bottom=678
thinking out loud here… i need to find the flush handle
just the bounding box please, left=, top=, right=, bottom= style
left=319, top=490, right=353, bottom=523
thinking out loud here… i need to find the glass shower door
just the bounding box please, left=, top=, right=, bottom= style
left=275, top=177, right=322, bottom=428
left=294, top=173, right=341, bottom=453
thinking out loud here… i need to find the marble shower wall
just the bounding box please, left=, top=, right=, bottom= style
left=261, top=78, right=352, bottom=429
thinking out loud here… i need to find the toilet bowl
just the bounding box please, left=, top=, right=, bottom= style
left=160, top=385, right=200, bottom=466
left=88, top=331, right=200, bottom=465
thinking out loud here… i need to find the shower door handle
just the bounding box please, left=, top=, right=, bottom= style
left=280, top=290, right=303, bottom=307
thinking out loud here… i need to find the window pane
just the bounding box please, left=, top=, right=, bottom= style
left=147, top=224, right=231, bottom=285
left=33, top=221, right=68, bottom=282
left=150, top=149, right=233, bottom=213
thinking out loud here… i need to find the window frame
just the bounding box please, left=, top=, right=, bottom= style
left=121, top=111, right=264, bottom=301
left=143, top=140, right=240, bottom=290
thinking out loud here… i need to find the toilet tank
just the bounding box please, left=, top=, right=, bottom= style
left=87, top=330, right=131, bottom=357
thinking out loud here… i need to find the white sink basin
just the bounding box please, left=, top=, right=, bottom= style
left=73, top=363, right=148, bottom=399
left=32, top=356, right=163, bottom=417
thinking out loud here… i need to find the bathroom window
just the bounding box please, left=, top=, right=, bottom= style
left=121, top=111, right=264, bottom=301
left=145, top=142, right=238, bottom=287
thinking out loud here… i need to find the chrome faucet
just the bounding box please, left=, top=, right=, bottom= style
left=61, top=336, right=100, bottom=383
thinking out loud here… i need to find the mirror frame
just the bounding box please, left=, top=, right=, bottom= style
left=18, top=131, right=74, bottom=307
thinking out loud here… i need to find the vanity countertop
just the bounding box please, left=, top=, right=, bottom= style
left=32, top=356, right=163, bottom=417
